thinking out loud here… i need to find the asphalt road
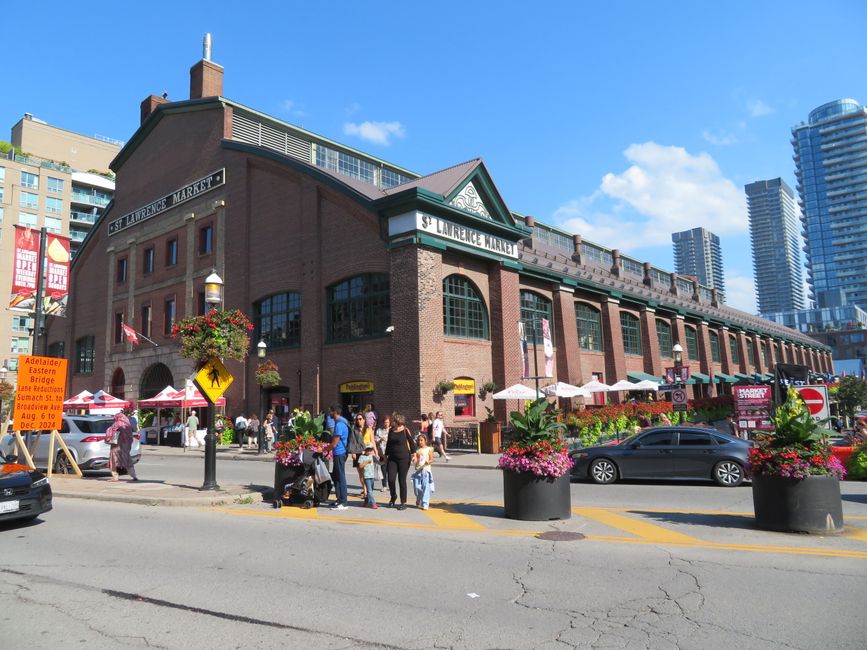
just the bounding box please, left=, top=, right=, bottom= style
left=3, top=455, right=867, bottom=649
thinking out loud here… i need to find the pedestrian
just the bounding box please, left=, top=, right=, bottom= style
left=262, top=413, right=276, bottom=453
left=186, top=409, right=200, bottom=448
left=358, top=444, right=378, bottom=509
left=105, top=411, right=138, bottom=481
left=726, top=415, right=740, bottom=439
left=431, top=411, right=450, bottom=461
left=364, top=403, right=377, bottom=432
left=245, top=413, right=260, bottom=449
left=327, top=404, right=350, bottom=510
left=637, top=412, right=651, bottom=428
left=385, top=412, right=415, bottom=510
left=349, top=412, right=373, bottom=500
left=374, top=414, right=390, bottom=491
left=412, top=433, right=434, bottom=510
left=658, top=412, right=672, bottom=426
left=234, top=413, right=248, bottom=447
left=419, top=414, right=430, bottom=441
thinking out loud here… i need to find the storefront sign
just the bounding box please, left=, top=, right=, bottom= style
left=14, top=355, right=68, bottom=430
left=733, top=385, right=773, bottom=432
left=453, top=379, right=475, bottom=395
left=339, top=381, right=374, bottom=394
left=388, top=211, right=519, bottom=259
left=108, top=169, right=225, bottom=235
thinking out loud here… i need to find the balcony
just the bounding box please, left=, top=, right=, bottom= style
left=70, top=190, right=110, bottom=207
left=70, top=210, right=97, bottom=225
left=69, top=230, right=88, bottom=242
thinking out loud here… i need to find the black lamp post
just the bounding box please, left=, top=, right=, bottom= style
left=257, top=339, right=266, bottom=455
left=0, top=366, right=7, bottom=423
left=200, top=271, right=223, bottom=491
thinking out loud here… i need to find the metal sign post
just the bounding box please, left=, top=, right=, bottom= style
left=193, top=356, right=233, bottom=491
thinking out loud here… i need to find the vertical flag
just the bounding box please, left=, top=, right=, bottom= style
left=542, top=318, right=554, bottom=377
left=518, top=321, right=529, bottom=379
left=44, top=234, right=71, bottom=317
left=707, top=369, right=716, bottom=398
left=10, top=226, right=39, bottom=310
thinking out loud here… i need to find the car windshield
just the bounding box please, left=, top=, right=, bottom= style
left=71, top=418, right=114, bottom=434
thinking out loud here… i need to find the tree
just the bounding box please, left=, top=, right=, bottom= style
left=836, top=377, right=867, bottom=423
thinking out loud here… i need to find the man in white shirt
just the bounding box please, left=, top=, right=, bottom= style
left=431, top=411, right=450, bottom=461
left=234, top=413, right=248, bottom=447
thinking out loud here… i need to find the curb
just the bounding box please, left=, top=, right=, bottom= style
left=51, top=487, right=261, bottom=508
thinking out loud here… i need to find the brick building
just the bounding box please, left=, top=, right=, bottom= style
left=46, top=52, right=832, bottom=427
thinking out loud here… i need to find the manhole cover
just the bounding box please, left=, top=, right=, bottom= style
left=536, top=531, right=585, bottom=542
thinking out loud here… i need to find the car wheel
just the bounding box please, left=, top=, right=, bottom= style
left=53, top=452, right=75, bottom=475
left=589, top=458, right=618, bottom=484
left=713, top=460, right=744, bottom=487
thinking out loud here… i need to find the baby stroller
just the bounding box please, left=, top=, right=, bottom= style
left=273, top=449, right=331, bottom=509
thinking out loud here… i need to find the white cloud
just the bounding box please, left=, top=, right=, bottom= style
left=281, top=99, right=306, bottom=117
left=746, top=98, right=773, bottom=117
left=345, top=102, right=362, bottom=116
left=724, top=270, right=757, bottom=314
left=343, top=121, right=406, bottom=146
left=702, top=129, right=739, bottom=146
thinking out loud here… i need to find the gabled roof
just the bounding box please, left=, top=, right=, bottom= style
left=384, top=158, right=482, bottom=197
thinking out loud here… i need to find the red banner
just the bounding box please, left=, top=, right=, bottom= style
left=44, top=234, right=70, bottom=317
left=10, top=226, right=39, bottom=310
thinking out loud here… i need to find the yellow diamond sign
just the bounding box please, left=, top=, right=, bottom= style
left=193, top=356, right=234, bottom=404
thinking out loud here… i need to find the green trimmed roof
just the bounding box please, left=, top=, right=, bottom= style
left=627, top=371, right=662, bottom=383
left=691, top=372, right=710, bottom=383
left=713, top=372, right=737, bottom=383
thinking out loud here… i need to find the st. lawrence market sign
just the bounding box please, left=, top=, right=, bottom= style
left=108, top=169, right=225, bottom=236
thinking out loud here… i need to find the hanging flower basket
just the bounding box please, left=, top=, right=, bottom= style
left=256, top=360, right=281, bottom=388
left=171, top=309, right=254, bottom=362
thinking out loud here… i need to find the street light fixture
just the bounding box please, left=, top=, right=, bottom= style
left=204, top=270, right=224, bottom=307
left=200, top=270, right=224, bottom=491
left=672, top=343, right=683, bottom=367
left=257, top=339, right=267, bottom=455
left=257, top=339, right=267, bottom=358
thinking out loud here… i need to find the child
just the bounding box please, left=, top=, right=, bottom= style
left=412, top=434, right=434, bottom=510
left=358, top=444, right=378, bottom=509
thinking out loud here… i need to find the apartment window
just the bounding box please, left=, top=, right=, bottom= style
left=44, top=216, right=62, bottom=234
left=163, top=297, right=176, bottom=335
left=140, top=303, right=152, bottom=339
left=199, top=225, right=213, bottom=255
left=685, top=327, right=699, bottom=360
left=575, top=303, right=603, bottom=352
left=327, top=274, right=390, bottom=343
left=11, top=316, right=32, bottom=332
left=47, top=177, right=64, bottom=194
left=114, top=313, right=124, bottom=344
left=20, top=171, right=38, bottom=190
left=166, top=238, right=178, bottom=266
left=18, top=212, right=37, bottom=228
left=45, top=196, right=63, bottom=215
left=143, top=247, right=155, bottom=274
left=75, top=335, right=95, bottom=374
left=656, top=320, right=672, bottom=357
left=520, top=291, right=554, bottom=345
left=709, top=331, right=721, bottom=363
left=116, top=257, right=128, bottom=284
left=443, top=276, right=488, bottom=340
left=0, top=166, right=5, bottom=183
left=620, top=312, right=642, bottom=355
left=0, top=188, right=3, bottom=202
left=746, top=339, right=756, bottom=367
left=20, top=192, right=38, bottom=210
left=255, top=292, right=302, bottom=349
left=0, top=207, right=4, bottom=223
left=729, top=335, right=740, bottom=364
left=11, top=337, right=30, bottom=354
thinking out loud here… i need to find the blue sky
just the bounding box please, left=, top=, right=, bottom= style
left=4, top=1, right=866, bottom=314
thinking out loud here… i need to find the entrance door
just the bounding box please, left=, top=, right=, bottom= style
left=341, top=392, right=371, bottom=419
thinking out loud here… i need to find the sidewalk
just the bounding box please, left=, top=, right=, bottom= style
left=140, top=444, right=501, bottom=470
left=48, top=476, right=260, bottom=507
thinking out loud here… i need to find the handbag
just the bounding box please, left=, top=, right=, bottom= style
left=313, top=457, right=331, bottom=485
left=105, top=428, right=119, bottom=445
left=348, top=426, right=365, bottom=454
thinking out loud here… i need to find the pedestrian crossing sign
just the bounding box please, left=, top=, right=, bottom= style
left=194, top=356, right=234, bottom=404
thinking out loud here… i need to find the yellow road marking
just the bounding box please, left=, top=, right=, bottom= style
left=573, top=507, right=702, bottom=544
left=844, top=528, right=867, bottom=543
left=423, top=505, right=486, bottom=530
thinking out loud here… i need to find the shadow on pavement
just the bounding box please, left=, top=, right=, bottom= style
left=842, top=493, right=867, bottom=504
left=439, top=502, right=504, bottom=518
left=628, top=510, right=757, bottom=530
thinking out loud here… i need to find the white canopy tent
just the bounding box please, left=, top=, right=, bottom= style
left=492, top=383, right=544, bottom=400
left=541, top=382, right=590, bottom=398
left=607, top=379, right=640, bottom=392
left=581, top=379, right=611, bottom=393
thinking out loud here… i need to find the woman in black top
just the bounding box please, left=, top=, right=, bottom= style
left=384, top=412, right=415, bottom=510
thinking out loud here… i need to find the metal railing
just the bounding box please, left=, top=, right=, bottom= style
left=445, top=425, right=479, bottom=451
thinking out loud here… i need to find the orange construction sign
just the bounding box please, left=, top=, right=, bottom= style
left=13, top=355, right=68, bottom=430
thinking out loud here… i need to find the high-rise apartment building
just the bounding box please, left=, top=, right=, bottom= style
left=0, top=114, right=119, bottom=376
left=745, top=178, right=805, bottom=315
left=792, top=99, right=867, bottom=309
left=671, top=227, right=725, bottom=301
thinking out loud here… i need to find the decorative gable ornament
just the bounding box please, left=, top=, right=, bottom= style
left=450, top=182, right=491, bottom=219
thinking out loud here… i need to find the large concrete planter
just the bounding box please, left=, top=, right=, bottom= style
left=752, top=474, right=844, bottom=534
left=503, top=469, right=571, bottom=521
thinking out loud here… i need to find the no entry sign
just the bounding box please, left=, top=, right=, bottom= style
left=794, top=385, right=829, bottom=422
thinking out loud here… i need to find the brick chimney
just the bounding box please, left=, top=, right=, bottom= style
left=190, top=33, right=223, bottom=99
left=140, top=95, right=169, bottom=124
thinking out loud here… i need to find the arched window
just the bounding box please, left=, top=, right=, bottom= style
left=656, top=319, right=672, bottom=357
left=746, top=339, right=755, bottom=367
left=575, top=303, right=603, bottom=352
left=729, top=334, right=741, bottom=364
left=327, top=273, right=390, bottom=343
left=520, top=291, right=554, bottom=344
left=620, top=312, right=641, bottom=355
left=443, top=276, right=488, bottom=339
left=709, top=331, right=721, bottom=362
left=255, top=292, right=301, bottom=349
left=685, top=327, right=699, bottom=360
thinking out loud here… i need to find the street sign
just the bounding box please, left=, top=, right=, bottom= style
left=733, top=385, right=773, bottom=432
left=794, top=385, right=829, bottom=423
left=193, top=356, right=234, bottom=405
left=659, top=383, right=679, bottom=392
left=671, top=388, right=688, bottom=411
left=13, top=355, right=68, bottom=430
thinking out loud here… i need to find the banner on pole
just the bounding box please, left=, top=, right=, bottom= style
left=518, top=322, right=529, bottom=379
left=10, top=226, right=39, bottom=310
left=542, top=318, right=554, bottom=378
left=43, top=234, right=70, bottom=317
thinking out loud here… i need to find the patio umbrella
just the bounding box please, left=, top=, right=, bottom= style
left=88, top=390, right=131, bottom=414
left=541, top=382, right=590, bottom=398
left=607, top=379, right=640, bottom=392
left=63, top=390, right=94, bottom=407
left=492, top=383, right=544, bottom=400
left=633, top=379, right=661, bottom=391
left=137, top=385, right=179, bottom=408
left=581, top=379, right=611, bottom=393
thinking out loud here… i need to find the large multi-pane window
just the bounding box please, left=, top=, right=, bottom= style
left=0, top=166, right=5, bottom=182
left=315, top=145, right=376, bottom=185
left=163, top=297, right=176, bottom=335
left=255, top=292, right=302, bottom=349
left=143, top=247, right=155, bottom=274
left=20, top=192, right=38, bottom=210
left=75, top=335, right=95, bottom=373
left=443, top=276, right=488, bottom=339
left=21, top=171, right=38, bottom=190
left=575, top=303, right=603, bottom=352
left=746, top=339, right=756, bottom=367
left=18, top=212, right=37, bottom=228
left=763, top=342, right=772, bottom=367
left=327, top=274, right=390, bottom=343
left=199, top=225, right=213, bottom=255
left=620, top=312, right=642, bottom=355
left=11, top=337, right=30, bottom=354
left=520, top=291, right=554, bottom=345
left=729, top=334, right=740, bottom=364
left=47, top=177, right=64, bottom=194
left=46, top=196, right=63, bottom=214
left=709, top=331, right=721, bottom=362
left=44, top=216, right=62, bottom=233
left=166, top=238, right=178, bottom=266
left=140, top=303, right=152, bottom=339
left=685, top=327, right=699, bottom=360
left=12, top=316, right=32, bottom=332
left=656, top=320, right=672, bottom=357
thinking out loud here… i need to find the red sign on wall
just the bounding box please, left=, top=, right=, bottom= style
left=733, top=385, right=773, bottom=431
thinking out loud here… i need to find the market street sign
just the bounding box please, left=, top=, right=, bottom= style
left=193, top=356, right=234, bottom=404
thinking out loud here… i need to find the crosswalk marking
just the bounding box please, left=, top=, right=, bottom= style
left=573, top=507, right=701, bottom=544
left=423, top=505, right=486, bottom=530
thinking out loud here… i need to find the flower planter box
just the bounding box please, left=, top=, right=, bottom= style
left=752, top=474, right=844, bottom=534
left=479, top=421, right=501, bottom=454
left=502, top=469, right=571, bottom=521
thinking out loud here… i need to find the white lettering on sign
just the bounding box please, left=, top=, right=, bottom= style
left=387, top=211, right=519, bottom=259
